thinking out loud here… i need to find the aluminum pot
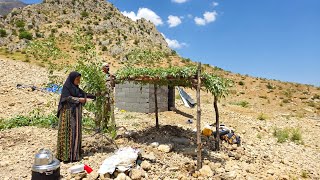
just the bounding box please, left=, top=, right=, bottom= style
left=31, top=149, right=60, bottom=180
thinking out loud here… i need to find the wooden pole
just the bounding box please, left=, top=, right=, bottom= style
left=154, top=84, right=159, bottom=129
left=196, top=62, right=202, bottom=170
left=214, top=96, right=220, bottom=151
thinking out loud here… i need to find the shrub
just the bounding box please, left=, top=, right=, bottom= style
left=65, top=20, right=71, bottom=24
left=238, top=81, right=245, bottom=86
left=266, top=83, right=275, bottom=89
left=301, top=170, right=308, bottom=178
left=235, top=101, right=249, bottom=108
left=0, top=29, right=7, bottom=37
left=291, top=128, right=302, bottom=143
left=19, top=31, right=33, bottom=40
left=312, top=94, right=320, bottom=100
left=15, top=20, right=25, bottom=28
left=81, top=11, right=89, bottom=18
left=51, top=28, right=57, bottom=33
left=102, top=46, right=108, bottom=51
left=57, top=24, right=62, bottom=28
left=273, top=127, right=303, bottom=144
left=273, top=128, right=290, bottom=143
left=257, top=113, right=267, bottom=120
left=259, top=95, right=268, bottom=99
left=282, top=99, right=290, bottom=103
left=0, top=113, right=58, bottom=130
left=11, top=11, right=18, bottom=16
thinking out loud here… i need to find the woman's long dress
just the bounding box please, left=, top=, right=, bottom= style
left=56, top=97, right=82, bottom=162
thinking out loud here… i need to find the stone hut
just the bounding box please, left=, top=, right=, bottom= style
left=115, top=82, right=175, bottom=113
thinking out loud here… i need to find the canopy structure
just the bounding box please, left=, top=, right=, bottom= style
left=115, top=63, right=232, bottom=170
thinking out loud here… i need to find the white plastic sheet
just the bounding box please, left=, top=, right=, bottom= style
left=98, top=147, right=140, bottom=174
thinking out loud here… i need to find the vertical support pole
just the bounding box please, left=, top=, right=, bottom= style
left=214, top=96, right=220, bottom=151
left=196, top=62, right=202, bottom=170
left=154, top=84, right=159, bottom=129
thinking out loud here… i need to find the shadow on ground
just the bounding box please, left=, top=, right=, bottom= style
left=82, top=133, right=117, bottom=156
left=127, top=125, right=225, bottom=163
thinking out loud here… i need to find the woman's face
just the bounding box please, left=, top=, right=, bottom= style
left=73, top=76, right=81, bottom=86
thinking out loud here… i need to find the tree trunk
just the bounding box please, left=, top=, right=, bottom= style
left=94, top=98, right=101, bottom=132
left=214, top=96, right=220, bottom=151
left=196, top=62, right=202, bottom=170
left=154, top=84, right=159, bottom=129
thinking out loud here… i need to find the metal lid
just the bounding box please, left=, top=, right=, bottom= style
left=32, top=158, right=60, bottom=173
left=34, top=149, right=54, bottom=166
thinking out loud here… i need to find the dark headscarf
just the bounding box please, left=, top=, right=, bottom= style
left=57, top=71, right=85, bottom=117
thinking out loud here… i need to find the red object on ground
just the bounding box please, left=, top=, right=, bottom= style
left=84, top=164, right=93, bottom=174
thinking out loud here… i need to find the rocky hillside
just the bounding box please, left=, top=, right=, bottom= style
left=0, top=0, right=26, bottom=16
left=0, top=0, right=171, bottom=62
left=0, top=58, right=320, bottom=179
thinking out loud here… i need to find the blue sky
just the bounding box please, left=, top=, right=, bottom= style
left=22, top=0, right=320, bottom=86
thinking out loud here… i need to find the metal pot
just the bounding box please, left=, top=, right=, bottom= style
left=31, top=149, right=60, bottom=180
left=33, top=149, right=54, bottom=166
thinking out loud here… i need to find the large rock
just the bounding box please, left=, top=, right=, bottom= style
left=141, top=161, right=151, bottom=171
left=199, top=165, right=213, bottom=177
left=115, top=173, right=131, bottom=180
left=142, top=152, right=156, bottom=162
left=157, top=144, right=173, bottom=153
left=130, top=169, right=142, bottom=180
left=222, top=171, right=237, bottom=179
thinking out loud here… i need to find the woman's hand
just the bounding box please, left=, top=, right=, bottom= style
left=79, top=98, right=87, bottom=103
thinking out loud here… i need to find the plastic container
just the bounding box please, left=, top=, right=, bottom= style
left=68, top=164, right=93, bottom=174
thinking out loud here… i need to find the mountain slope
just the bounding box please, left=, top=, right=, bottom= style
left=0, top=0, right=171, bottom=63
left=0, top=0, right=26, bottom=16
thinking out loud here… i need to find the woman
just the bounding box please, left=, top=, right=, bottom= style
left=56, top=71, right=87, bottom=162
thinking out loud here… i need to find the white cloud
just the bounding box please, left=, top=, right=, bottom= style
left=162, top=33, right=187, bottom=49
left=122, top=11, right=139, bottom=21
left=167, top=15, right=182, bottom=28
left=194, top=17, right=206, bottom=26
left=212, top=1, right=219, bottom=7
left=204, top=11, right=217, bottom=23
left=121, top=8, right=163, bottom=26
left=194, top=11, right=217, bottom=26
left=172, top=0, right=188, bottom=3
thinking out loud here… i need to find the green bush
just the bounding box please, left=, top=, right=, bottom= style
left=266, top=83, right=275, bottom=90
left=282, top=99, right=290, bottom=103
left=19, top=31, right=33, bottom=40
left=273, top=128, right=289, bottom=143
left=291, top=128, right=302, bottom=143
left=257, top=113, right=267, bottom=120
left=15, top=20, right=25, bottom=28
left=0, top=29, right=7, bottom=37
left=102, top=46, right=108, bottom=51
left=0, top=113, right=58, bottom=130
left=81, top=11, right=89, bottom=18
left=234, top=101, right=249, bottom=108
left=238, top=81, right=245, bottom=86
left=312, top=94, right=320, bottom=100
left=273, top=127, right=303, bottom=144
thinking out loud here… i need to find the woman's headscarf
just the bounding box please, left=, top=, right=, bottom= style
left=57, top=71, right=84, bottom=117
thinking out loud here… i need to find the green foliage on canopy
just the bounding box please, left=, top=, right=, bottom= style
left=115, top=66, right=233, bottom=99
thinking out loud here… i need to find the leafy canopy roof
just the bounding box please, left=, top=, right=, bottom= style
left=115, top=66, right=232, bottom=98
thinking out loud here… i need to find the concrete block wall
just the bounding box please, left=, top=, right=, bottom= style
left=115, top=81, right=169, bottom=113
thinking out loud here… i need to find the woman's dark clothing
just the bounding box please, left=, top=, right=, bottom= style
left=56, top=71, right=86, bottom=162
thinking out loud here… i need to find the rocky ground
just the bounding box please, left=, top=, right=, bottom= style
left=1, top=58, right=320, bottom=179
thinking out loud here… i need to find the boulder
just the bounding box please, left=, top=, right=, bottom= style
left=199, top=165, right=213, bottom=177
